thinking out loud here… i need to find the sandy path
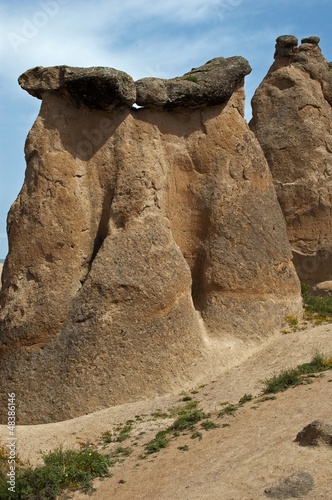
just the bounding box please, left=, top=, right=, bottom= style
left=0, top=322, right=331, bottom=500
left=98, top=376, right=332, bottom=500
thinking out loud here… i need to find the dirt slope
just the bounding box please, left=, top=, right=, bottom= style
left=1, top=323, right=332, bottom=499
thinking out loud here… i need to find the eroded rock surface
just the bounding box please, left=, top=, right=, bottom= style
left=264, top=471, right=315, bottom=498
left=0, top=59, right=301, bottom=424
left=19, top=65, right=136, bottom=109
left=250, top=36, right=332, bottom=283
left=135, top=56, right=251, bottom=108
left=295, top=420, right=332, bottom=446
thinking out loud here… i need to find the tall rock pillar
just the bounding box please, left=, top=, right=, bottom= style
left=250, top=35, right=332, bottom=283
left=0, top=59, right=301, bottom=424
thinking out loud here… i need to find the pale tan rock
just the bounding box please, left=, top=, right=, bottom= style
left=312, top=280, right=332, bottom=296
left=250, top=36, right=332, bottom=283
left=315, top=280, right=332, bottom=291
left=0, top=61, right=301, bottom=424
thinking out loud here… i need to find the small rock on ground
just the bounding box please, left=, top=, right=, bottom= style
left=264, top=471, right=315, bottom=498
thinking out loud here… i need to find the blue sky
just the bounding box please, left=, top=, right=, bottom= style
left=0, top=0, right=332, bottom=258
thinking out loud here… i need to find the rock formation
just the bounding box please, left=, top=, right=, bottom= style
left=295, top=420, right=332, bottom=447
left=0, top=57, right=301, bottom=424
left=264, top=471, right=315, bottom=499
left=250, top=35, right=332, bottom=284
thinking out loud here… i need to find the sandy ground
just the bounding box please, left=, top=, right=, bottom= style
left=0, top=322, right=332, bottom=499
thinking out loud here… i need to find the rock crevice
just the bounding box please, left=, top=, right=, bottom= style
left=250, top=35, right=332, bottom=283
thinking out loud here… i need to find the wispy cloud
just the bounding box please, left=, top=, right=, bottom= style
left=0, top=0, right=332, bottom=257
left=0, top=0, right=251, bottom=81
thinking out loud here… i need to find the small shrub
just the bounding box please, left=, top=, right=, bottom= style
left=285, top=315, right=299, bottom=329
left=143, top=401, right=210, bottom=456
left=144, top=431, right=170, bottom=455
left=238, top=394, right=253, bottom=405
left=101, top=430, right=113, bottom=444
left=116, top=421, right=133, bottom=442
left=170, top=409, right=209, bottom=432
left=218, top=404, right=237, bottom=417
left=262, top=352, right=332, bottom=394
left=191, top=431, right=203, bottom=440
left=151, top=410, right=170, bottom=419
left=263, top=369, right=302, bottom=393
left=301, top=283, right=332, bottom=321
left=201, top=420, right=220, bottom=431
left=183, top=75, right=198, bottom=83
left=297, top=352, right=332, bottom=373
left=111, top=447, right=131, bottom=458
left=177, top=445, right=189, bottom=452
left=0, top=445, right=111, bottom=499
left=257, top=396, right=277, bottom=403
left=168, top=400, right=199, bottom=417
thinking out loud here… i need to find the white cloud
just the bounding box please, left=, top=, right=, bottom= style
left=0, top=0, right=251, bottom=83
left=1, top=0, right=331, bottom=258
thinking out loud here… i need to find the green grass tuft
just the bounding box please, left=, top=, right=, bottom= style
left=0, top=445, right=111, bottom=499
left=116, top=421, right=133, bottom=442
left=301, top=283, right=332, bottom=321
left=143, top=401, right=209, bottom=456
left=178, top=445, right=189, bottom=452
left=183, top=75, right=198, bottom=83
left=262, top=352, right=332, bottom=394
left=263, top=368, right=303, bottom=393
left=144, top=431, right=170, bottom=455
left=201, top=420, right=220, bottom=431
left=191, top=431, right=203, bottom=440
left=238, top=394, right=253, bottom=405
left=170, top=409, right=209, bottom=432
left=218, top=404, right=238, bottom=417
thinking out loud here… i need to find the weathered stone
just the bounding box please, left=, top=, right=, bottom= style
left=0, top=62, right=301, bottom=424
left=18, top=66, right=136, bottom=109
left=312, top=281, right=332, bottom=296
left=135, top=56, right=251, bottom=108
left=274, top=35, right=298, bottom=60
left=295, top=420, right=332, bottom=446
left=250, top=36, right=332, bottom=283
left=265, top=471, right=315, bottom=498
left=301, top=36, right=320, bottom=45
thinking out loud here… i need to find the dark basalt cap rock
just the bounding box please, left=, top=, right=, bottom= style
left=301, top=36, right=320, bottom=45
left=135, top=56, right=251, bottom=109
left=274, top=35, right=298, bottom=59
left=276, top=35, right=299, bottom=47
left=295, top=420, right=332, bottom=447
left=19, top=57, right=251, bottom=111
left=18, top=66, right=136, bottom=109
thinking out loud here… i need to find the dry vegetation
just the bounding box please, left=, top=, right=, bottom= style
left=1, top=315, right=332, bottom=499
